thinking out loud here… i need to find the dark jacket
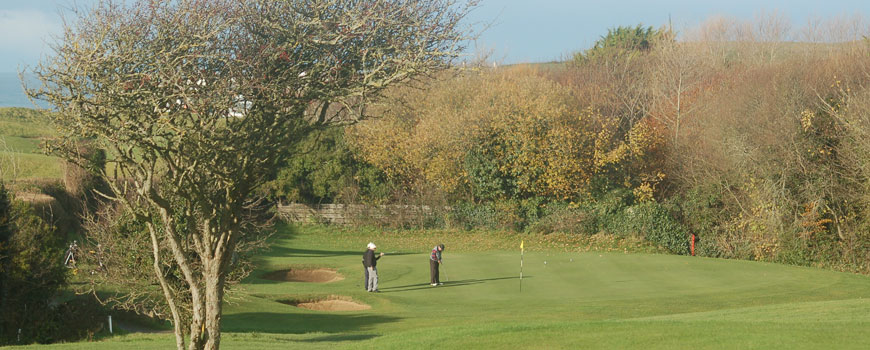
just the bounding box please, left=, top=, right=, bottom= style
left=363, top=249, right=380, bottom=268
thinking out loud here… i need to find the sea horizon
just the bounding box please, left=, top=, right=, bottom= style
left=0, top=72, right=46, bottom=109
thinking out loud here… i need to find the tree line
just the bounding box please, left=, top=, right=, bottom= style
left=277, top=17, right=870, bottom=273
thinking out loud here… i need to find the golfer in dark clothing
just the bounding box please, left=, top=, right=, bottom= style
left=363, top=242, right=383, bottom=292
left=429, top=244, right=444, bottom=286
left=362, top=258, right=369, bottom=291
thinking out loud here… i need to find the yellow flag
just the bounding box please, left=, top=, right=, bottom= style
left=520, top=240, right=524, bottom=251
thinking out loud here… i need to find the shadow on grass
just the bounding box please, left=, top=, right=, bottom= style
left=299, top=333, right=380, bottom=342
left=380, top=252, right=418, bottom=256
left=256, top=224, right=358, bottom=257
left=257, top=224, right=422, bottom=260
left=378, top=276, right=531, bottom=292
left=223, top=312, right=401, bottom=334
left=266, top=246, right=363, bottom=258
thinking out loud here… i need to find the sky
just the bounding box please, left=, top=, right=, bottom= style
left=2, top=0, right=870, bottom=73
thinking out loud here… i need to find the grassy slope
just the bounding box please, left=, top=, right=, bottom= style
left=11, top=225, right=870, bottom=349
left=0, top=107, right=60, bottom=180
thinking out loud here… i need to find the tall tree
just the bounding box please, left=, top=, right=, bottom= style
left=27, top=0, right=474, bottom=349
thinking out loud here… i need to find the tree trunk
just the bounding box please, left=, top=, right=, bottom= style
left=154, top=207, right=205, bottom=350
left=188, top=305, right=206, bottom=350
left=204, top=259, right=225, bottom=350
left=147, top=222, right=186, bottom=350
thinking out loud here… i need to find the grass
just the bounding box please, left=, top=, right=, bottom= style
left=9, top=224, right=870, bottom=349
left=0, top=107, right=61, bottom=180
left=0, top=135, right=43, bottom=153
left=0, top=151, right=62, bottom=179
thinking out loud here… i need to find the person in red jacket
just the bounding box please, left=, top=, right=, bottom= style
left=429, top=244, right=444, bottom=286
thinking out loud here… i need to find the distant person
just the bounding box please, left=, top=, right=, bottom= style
left=430, top=244, right=445, bottom=286
left=363, top=242, right=384, bottom=292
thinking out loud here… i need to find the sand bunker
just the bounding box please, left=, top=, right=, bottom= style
left=283, top=296, right=370, bottom=311
left=262, top=268, right=344, bottom=283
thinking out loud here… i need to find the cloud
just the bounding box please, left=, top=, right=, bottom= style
left=0, top=9, right=63, bottom=70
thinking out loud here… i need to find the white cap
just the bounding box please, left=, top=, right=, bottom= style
left=367, top=242, right=376, bottom=249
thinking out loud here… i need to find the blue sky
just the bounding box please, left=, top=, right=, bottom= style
left=2, top=0, right=870, bottom=73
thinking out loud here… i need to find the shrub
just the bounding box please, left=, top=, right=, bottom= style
left=264, top=128, right=391, bottom=205
left=463, top=145, right=515, bottom=202
left=26, top=182, right=80, bottom=235
left=61, top=140, right=107, bottom=215
left=6, top=179, right=81, bottom=236
left=0, top=182, right=12, bottom=249
left=447, top=201, right=518, bottom=231
left=0, top=186, right=68, bottom=345
left=527, top=202, right=597, bottom=235
left=573, top=24, right=671, bottom=64
left=618, top=202, right=689, bottom=254
left=47, top=296, right=109, bottom=342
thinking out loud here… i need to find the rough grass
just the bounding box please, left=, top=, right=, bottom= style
left=0, top=135, right=43, bottom=153
left=0, top=152, right=62, bottom=179
left=0, top=107, right=60, bottom=180
left=9, top=224, right=870, bottom=349
left=0, top=121, right=53, bottom=139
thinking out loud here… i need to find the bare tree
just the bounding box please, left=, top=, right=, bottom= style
left=26, top=0, right=475, bottom=349
left=687, top=15, right=739, bottom=66
left=753, top=10, right=792, bottom=64
left=648, top=39, right=710, bottom=148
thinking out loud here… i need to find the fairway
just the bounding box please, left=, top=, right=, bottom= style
left=11, top=225, right=870, bottom=349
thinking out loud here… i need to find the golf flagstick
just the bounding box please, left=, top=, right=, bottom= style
left=520, top=239, right=524, bottom=292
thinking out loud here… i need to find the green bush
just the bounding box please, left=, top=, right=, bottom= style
left=593, top=188, right=635, bottom=234
left=526, top=194, right=689, bottom=255
left=616, top=202, right=689, bottom=255
left=774, top=231, right=815, bottom=268
left=447, top=201, right=518, bottom=231
left=28, top=180, right=81, bottom=235
left=0, top=185, right=69, bottom=345
left=528, top=191, right=637, bottom=236
left=264, top=127, right=391, bottom=204
left=448, top=201, right=498, bottom=230
left=444, top=199, right=548, bottom=232
left=47, top=296, right=109, bottom=342
left=0, top=182, right=11, bottom=250
left=573, top=24, right=670, bottom=64
left=527, top=202, right=597, bottom=235
left=463, top=145, right=515, bottom=202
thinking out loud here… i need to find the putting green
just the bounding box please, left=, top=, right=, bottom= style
left=11, top=225, right=870, bottom=349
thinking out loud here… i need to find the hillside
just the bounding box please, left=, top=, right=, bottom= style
left=0, top=107, right=60, bottom=180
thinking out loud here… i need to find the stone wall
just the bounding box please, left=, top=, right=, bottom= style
left=276, top=203, right=441, bottom=225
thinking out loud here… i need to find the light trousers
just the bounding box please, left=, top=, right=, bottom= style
left=367, top=266, right=379, bottom=291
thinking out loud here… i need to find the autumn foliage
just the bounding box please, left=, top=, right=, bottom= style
left=349, top=67, right=665, bottom=204
left=341, top=14, right=870, bottom=273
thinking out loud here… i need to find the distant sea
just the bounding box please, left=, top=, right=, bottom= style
left=0, top=72, right=47, bottom=108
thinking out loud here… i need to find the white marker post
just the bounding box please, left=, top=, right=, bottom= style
left=520, top=240, right=524, bottom=292
left=108, top=315, right=113, bottom=334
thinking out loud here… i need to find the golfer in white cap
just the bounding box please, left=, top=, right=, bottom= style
left=363, top=242, right=384, bottom=292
